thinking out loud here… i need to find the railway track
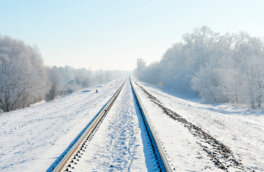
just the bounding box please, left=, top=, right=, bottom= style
left=46, top=79, right=172, bottom=172
left=130, top=79, right=172, bottom=172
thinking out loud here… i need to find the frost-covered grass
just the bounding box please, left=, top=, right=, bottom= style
left=0, top=79, right=123, bottom=172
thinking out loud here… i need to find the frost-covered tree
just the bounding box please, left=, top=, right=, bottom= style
left=134, top=58, right=146, bottom=80
left=53, top=66, right=127, bottom=94
left=192, top=60, right=228, bottom=103
left=45, top=67, right=61, bottom=101
left=135, top=26, right=264, bottom=108
left=0, top=36, right=47, bottom=112
left=0, top=35, right=127, bottom=112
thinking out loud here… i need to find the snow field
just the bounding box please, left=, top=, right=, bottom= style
left=136, top=81, right=264, bottom=171
left=134, top=83, right=221, bottom=171
left=0, top=79, right=123, bottom=172
left=2, top=77, right=262, bottom=171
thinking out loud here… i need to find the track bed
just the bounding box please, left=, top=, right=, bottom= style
left=49, top=80, right=168, bottom=172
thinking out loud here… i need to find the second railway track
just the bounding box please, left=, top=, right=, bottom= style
left=47, top=78, right=171, bottom=172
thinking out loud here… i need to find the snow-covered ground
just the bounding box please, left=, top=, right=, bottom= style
left=134, top=81, right=264, bottom=171
left=72, top=80, right=159, bottom=171
left=0, top=79, right=123, bottom=172
left=1, top=77, right=263, bottom=172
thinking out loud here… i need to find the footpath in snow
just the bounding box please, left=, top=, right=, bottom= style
left=0, top=79, right=123, bottom=172
left=134, top=80, right=264, bottom=172
left=72, top=80, right=159, bottom=171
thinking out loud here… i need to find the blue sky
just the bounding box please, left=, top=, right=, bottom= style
left=1, top=0, right=264, bottom=70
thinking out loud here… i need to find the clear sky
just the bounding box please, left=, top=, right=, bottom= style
left=0, top=0, right=264, bottom=70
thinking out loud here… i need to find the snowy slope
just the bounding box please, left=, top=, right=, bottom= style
left=135, top=81, right=264, bottom=171
left=0, top=79, right=123, bottom=172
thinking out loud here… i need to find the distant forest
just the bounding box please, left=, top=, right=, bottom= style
left=0, top=36, right=126, bottom=112
left=135, top=26, right=264, bottom=108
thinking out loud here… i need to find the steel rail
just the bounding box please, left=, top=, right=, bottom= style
left=130, top=78, right=172, bottom=172
left=47, top=81, right=126, bottom=172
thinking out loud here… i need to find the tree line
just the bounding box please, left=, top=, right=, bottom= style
left=135, top=26, right=264, bottom=108
left=0, top=36, right=126, bottom=112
